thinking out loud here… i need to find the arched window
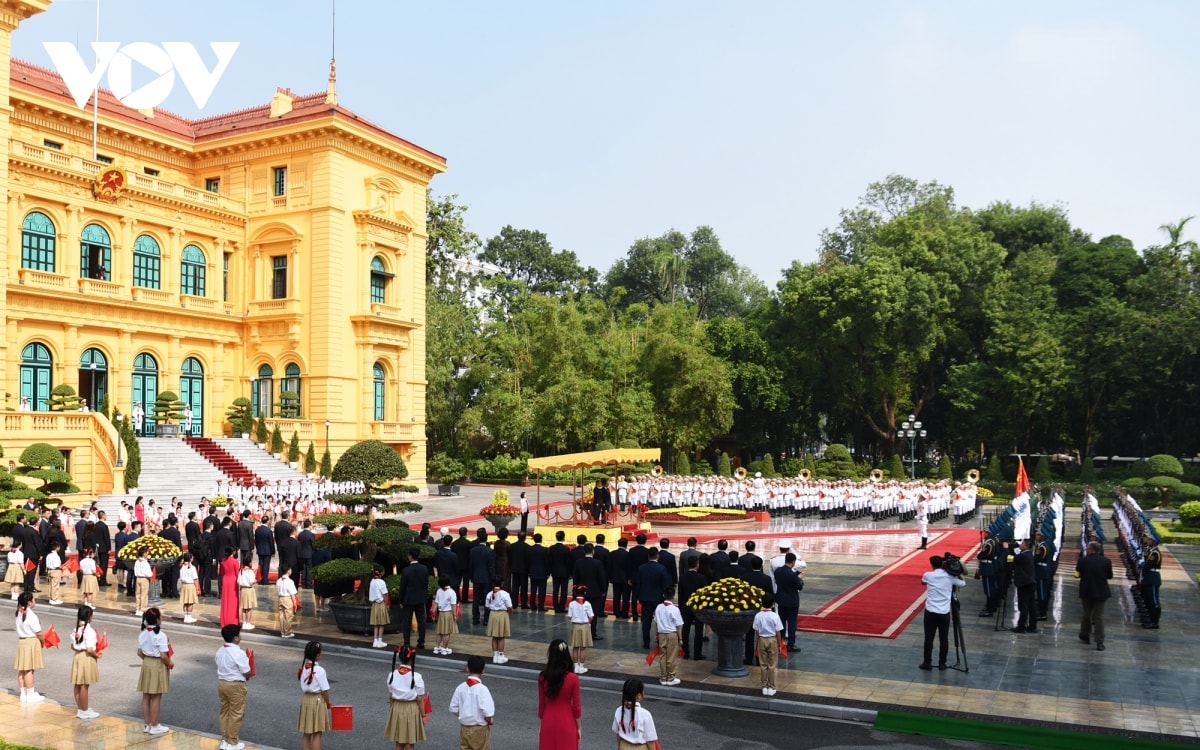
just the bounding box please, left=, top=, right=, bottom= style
left=370, top=256, right=392, bottom=304
left=21, top=212, right=56, bottom=272
left=180, top=244, right=206, bottom=297
left=133, top=235, right=161, bottom=289
left=20, top=342, right=53, bottom=411
left=373, top=362, right=385, bottom=421
left=80, top=223, right=111, bottom=280
left=253, top=364, right=274, bottom=418
left=282, top=362, right=301, bottom=418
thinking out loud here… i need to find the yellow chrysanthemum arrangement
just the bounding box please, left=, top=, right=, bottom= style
left=976, top=487, right=994, bottom=498
left=686, top=577, right=764, bottom=612
left=480, top=488, right=518, bottom=517
left=117, top=535, right=182, bottom=562
left=644, top=506, right=747, bottom=519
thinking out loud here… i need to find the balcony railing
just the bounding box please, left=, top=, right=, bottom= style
left=181, top=294, right=216, bottom=311
left=131, top=287, right=172, bottom=305
left=370, top=422, right=415, bottom=440
left=248, top=298, right=301, bottom=316
left=77, top=277, right=123, bottom=297
left=16, top=268, right=68, bottom=288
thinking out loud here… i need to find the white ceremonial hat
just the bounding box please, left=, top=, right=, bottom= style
left=440, top=526, right=449, bottom=536
left=779, top=539, right=793, bottom=549
left=755, top=472, right=762, bottom=478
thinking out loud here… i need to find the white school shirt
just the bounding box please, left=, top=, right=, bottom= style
left=237, top=569, right=256, bottom=588
left=72, top=623, right=97, bottom=652
left=653, top=601, right=683, bottom=634
left=435, top=587, right=457, bottom=612
left=368, top=578, right=388, bottom=604
left=484, top=589, right=512, bottom=611
left=277, top=576, right=297, bottom=598
left=449, top=678, right=494, bottom=726
left=7, top=548, right=23, bottom=566
left=567, top=598, right=594, bottom=624
left=612, top=702, right=658, bottom=743
left=178, top=564, right=199, bottom=585
left=79, top=557, right=97, bottom=576
left=138, top=627, right=168, bottom=658
left=44, top=551, right=61, bottom=570
left=752, top=609, right=784, bottom=638
left=299, top=662, right=330, bottom=694
left=386, top=668, right=425, bottom=700
left=216, top=643, right=250, bottom=681
left=133, top=559, right=152, bottom=578
left=14, top=609, right=42, bottom=638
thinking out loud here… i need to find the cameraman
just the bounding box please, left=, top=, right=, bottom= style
left=920, top=554, right=965, bottom=670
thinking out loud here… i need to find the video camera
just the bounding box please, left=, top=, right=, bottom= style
left=942, top=552, right=966, bottom=577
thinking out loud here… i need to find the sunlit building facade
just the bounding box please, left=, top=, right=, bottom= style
left=0, top=0, right=445, bottom=492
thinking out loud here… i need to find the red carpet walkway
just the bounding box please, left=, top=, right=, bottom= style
left=797, top=528, right=981, bottom=639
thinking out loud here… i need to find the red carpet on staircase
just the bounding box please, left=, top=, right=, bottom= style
left=184, top=437, right=257, bottom=484
left=796, top=528, right=982, bottom=639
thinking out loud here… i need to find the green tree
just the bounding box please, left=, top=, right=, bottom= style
left=938, top=455, right=953, bottom=480
left=332, top=440, right=409, bottom=505
left=761, top=453, right=777, bottom=478
left=46, top=384, right=82, bottom=411
left=270, top=423, right=284, bottom=454
left=226, top=397, right=253, bottom=436
left=823, top=444, right=855, bottom=479
left=984, top=454, right=1002, bottom=482
left=675, top=451, right=691, bottom=476
left=153, top=391, right=185, bottom=425
left=319, top=449, right=332, bottom=479
left=887, top=454, right=906, bottom=479
left=304, top=442, right=317, bottom=474
left=717, top=451, right=732, bottom=478
left=287, top=431, right=301, bottom=463
left=255, top=417, right=269, bottom=445
left=478, top=225, right=598, bottom=315
left=1079, top=456, right=1096, bottom=484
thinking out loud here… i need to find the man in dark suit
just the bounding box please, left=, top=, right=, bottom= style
left=113, top=521, right=130, bottom=592
left=94, top=510, right=112, bottom=586
left=743, top=558, right=774, bottom=664
left=254, top=518, right=275, bottom=585
left=658, top=539, right=677, bottom=588
left=236, top=511, right=254, bottom=565
left=571, top=534, right=588, bottom=566
left=739, top=540, right=762, bottom=572
left=1012, top=539, right=1037, bottom=634
left=451, top=527, right=473, bottom=603
left=159, top=516, right=183, bottom=598
left=709, top=539, right=732, bottom=579
left=277, top=527, right=299, bottom=583
left=398, top=549, right=430, bottom=649
left=528, top=533, right=549, bottom=612
left=592, top=534, right=611, bottom=616
left=434, top=537, right=458, bottom=585
left=508, top=532, right=530, bottom=608
left=184, top=512, right=202, bottom=556
left=297, top=520, right=316, bottom=588
left=548, top=530, right=573, bottom=613
left=198, top=521, right=215, bottom=596
left=634, top=547, right=671, bottom=649
left=1075, top=541, right=1112, bottom=650
left=572, top=543, right=608, bottom=638
left=678, top=555, right=708, bottom=660
left=17, top=514, right=42, bottom=593
left=627, top=534, right=650, bottom=620
left=468, top=529, right=495, bottom=625
left=610, top=537, right=631, bottom=618
left=773, top=553, right=804, bottom=651
left=273, top=510, right=295, bottom=551
left=677, top=537, right=701, bottom=583
left=726, top=551, right=748, bottom=580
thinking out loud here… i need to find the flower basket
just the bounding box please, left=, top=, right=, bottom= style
left=483, top=513, right=517, bottom=531
left=688, top=577, right=767, bottom=678
left=480, top=489, right=519, bottom=529
left=117, top=535, right=183, bottom=563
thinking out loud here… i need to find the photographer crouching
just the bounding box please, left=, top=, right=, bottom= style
left=919, top=553, right=966, bottom=671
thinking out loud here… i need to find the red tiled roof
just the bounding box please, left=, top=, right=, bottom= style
left=9, top=58, right=446, bottom=165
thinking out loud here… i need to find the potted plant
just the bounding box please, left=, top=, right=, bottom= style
left=46, top=384, right=83, bottom=411
left=310, top=492, right=430, bottom=636
left=305, top=442, right=318, bottom=475
left=117, top=533, right=183, bottom=608
left=225, top=397, right=253, bottom=438
left=152, top=391, right=185, bottom=437
left=287, top=431, right=301, bottom=468
left=427, top=452, right=466, bottom=496
left=279, top=390, right=300, bottom=419
left=480, top=488, right=519, bottom=531
left=270, top=423, right=285, bottom=458
left=255, top=416, right=269, bottom=448
left=687, top=577, right=768, bottom=678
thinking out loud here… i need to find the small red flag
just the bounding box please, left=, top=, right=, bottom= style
left=644, top=647, right=661, bottom=666
left=24, top=559, right=35, bottom=573
left=1015, top=457, right=1030, bottom=498
left=43, top=625, right=60, bottom=649
left=247, top=649, right=256, bottom=678
left=779, top=643, right=789, bottom=659
left=96, top=630, right=108, bottom=653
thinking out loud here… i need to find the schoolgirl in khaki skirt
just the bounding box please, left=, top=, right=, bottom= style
left=13, top=592, right=46, bottom=702
left=70, top=605, right=101, bottom=719
left=136, top=608, right=174, bottom=735
left=297, top=641, right=332, bottom=750
left=385, top=645, right=427, bottom=749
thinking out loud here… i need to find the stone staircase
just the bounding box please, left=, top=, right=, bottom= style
left=212, top=437, right=309, bottom=482
left=94, top=437, right=227, bottom=515
left=183, top=437, right=256, bottom=483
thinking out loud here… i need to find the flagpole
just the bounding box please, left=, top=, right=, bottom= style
left=91, top=0, right=99, bottom=160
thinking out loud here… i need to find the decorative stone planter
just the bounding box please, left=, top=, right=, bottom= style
left=483, top=514, right=518, bottom=532
left=696, top=609, right=757, bottom=678
left=437, top=484, right=461, bottom=496
left=155, top=423, right=179, bottom=438
left=147, top=556, right=181, bottom=608
left=328, top=599, right=402, bottom=635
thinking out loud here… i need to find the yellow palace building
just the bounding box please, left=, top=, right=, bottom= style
left=0, top=0, right=445, bottom=493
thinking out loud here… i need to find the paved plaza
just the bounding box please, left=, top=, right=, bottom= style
left=3, top=486, right=1198, bottom=748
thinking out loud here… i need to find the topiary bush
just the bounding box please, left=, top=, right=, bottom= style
left=1179, top=501, right=1200, bottom=530
left=1175, top=483, right=1200, bottom=501
left=1080, top=456, right=1096, bottom=484
left=761, top=453, right=777, bottom=478
left=225, top=397, right=253, bottom=436
left=594, top=440, right=615, bottom=451
left=822, top=444, right=855, bottom=479
left=153, top=391, right=185, bottom=424
left=887, top=454, right=906, bottom=479
left=1033, top=455, right=1052, bottom=485
left=320, top=449, right=332, bottom=479
left=47, top=383, right=82, bottom=411
left=427, top=452, right=466, bottom=485
left=985, top=454, right=1003, bottom=482
left=305, top=442, right=318, bottom=474
left=1122, top=477, right=1145, bottom=489
left=938, top=455, right=953, bottom=480
left=332, top=439, right=409, bottom=490
left=19, top=443, right=66, bottom=469
left=288, top=431, right=301, bottom=463
left=270, top=423, right=284, bottom=454
left=717, top=452, right=732, bottom=478
left=1146, top=454, right=1184, bottom=479
left=676, top=451, right=692, bottom=476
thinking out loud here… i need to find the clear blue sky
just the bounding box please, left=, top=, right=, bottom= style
left=14, top=1, right=1200, bottom=285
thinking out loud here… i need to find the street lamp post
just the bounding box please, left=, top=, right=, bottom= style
left=325, top=420, right=331, bottom=455
left=115, top=414, right=124, bottom=467
left=900, top=414, right=926, bottom=480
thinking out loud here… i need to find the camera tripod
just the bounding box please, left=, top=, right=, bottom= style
left=948, top=591, right=969, bottom=673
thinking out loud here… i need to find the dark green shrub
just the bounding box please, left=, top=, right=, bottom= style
left=676, top=451, right=691, bottom=476
left=153, top=391, right=184, bottom=424
left=1179, top=501, right=1200, bottom=529
left=19, top=443, right=65, bottom=469
left=618, top=439, right=641, bottom=449
left=320, top=449, right=332, bottom=478
left=985, top=454, right=1003, bottom=482
left=46, top=384, right=81, bottom=411
left=1033, top=455, right=1052, bottom=484
left=270, top=423, right=284, bottom=454
left=887, top=454, right=906, bottom=479
left=779, top=457, right=804, bottom=477
left=1176, top=483, right=1200, bottom=501
left=594, top=440, right=615, bottom=451
left=1146, top=454, right=1184, bottom=479
left=333, top=440, right=409, bottom=490
left=717, top=452, right=732, bottom=478
left=305, top=442, right=317, bottom=474
left=287, top=431, right=301, bottom=463
left=254, top=417, right=269, bottom=444
left=938, top=455, right=953, bottom=480
left=761, top=453, right=777, bottom=478
left=1080, top=457, right=1096, bottom=483
left=225, top=397, right=253, bottom=435
left=427, top=452, right=466, bottom=484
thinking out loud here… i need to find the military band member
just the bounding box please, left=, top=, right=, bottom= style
left=1140, top=534, right=1162, bottom=629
